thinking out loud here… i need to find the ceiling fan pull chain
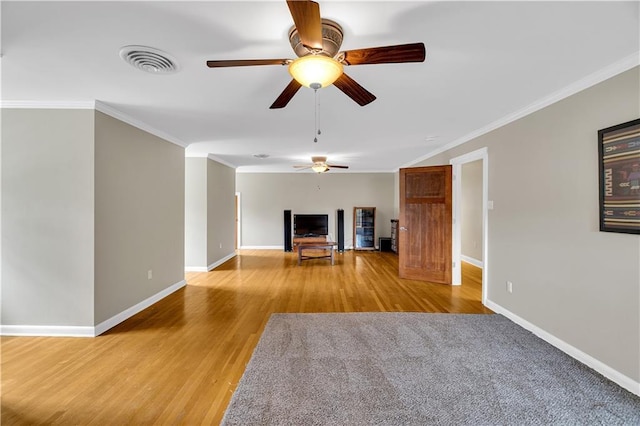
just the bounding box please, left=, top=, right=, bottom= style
left=316, top=88, right=321, bottom=137
left=311, top=83, right=321, bottom=143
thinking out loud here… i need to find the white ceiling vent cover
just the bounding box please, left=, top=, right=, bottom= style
left=119, top=45, right=179, bottom=74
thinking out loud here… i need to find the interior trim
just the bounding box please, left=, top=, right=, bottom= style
left=207, top=252, right=237, bottom=270
left=461, top=255, right=483, bottom=268
left=206, top=154, right=238, bottom=169
left=402, top=52, right=640, bottom=168
left=93, top=279, right=187, bottom=336
left=0, top=279, right=187, bottom=337
left=450, top=147, right=489, bottom=305
left=0, top=324, right=95, bottom=338
left=0, top=100, right=95, bottom=109
left=0, top=100, right=188, bottom=149
left=95, top=101, right=187, bottom=148
left=486, top=300, right=640, bottom=397
left=239, top=246, right=284, bottom=250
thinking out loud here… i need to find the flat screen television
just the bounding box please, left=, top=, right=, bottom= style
left=294, top=214, right=329, bottom=237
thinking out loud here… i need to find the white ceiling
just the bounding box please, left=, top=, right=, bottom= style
left=2, top=1, right=638, bottom=172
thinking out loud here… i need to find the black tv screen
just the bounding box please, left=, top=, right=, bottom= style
left=294, top=214, right=329, bottom=236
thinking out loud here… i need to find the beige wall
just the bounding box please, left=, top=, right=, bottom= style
left=94, top=112, right=185, bottom=324
left=393, top=172, right=400, bottom=218
left=2, top=109, right=95, bottom=326
left=413, top=67, right=640, bottom=382
left=236, top=173, right=395, bottom=248
left=185, top=157, right=236, bottom=269
left=461, top=160, right=483, bottom=262
left=2, top=109, right=185, bottom=330
left=206, top=159, right=236, bottom=266
left=185, top=158, right=207, bottom=268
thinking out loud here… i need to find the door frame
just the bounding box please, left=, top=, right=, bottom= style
left=235, top=192, right=241, bottom=250
left=449, top=147, right=488, bottom=304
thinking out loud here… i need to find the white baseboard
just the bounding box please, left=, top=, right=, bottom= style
left=185, top=252, right=237, bottom=272
left=1, top=279, right=187, bottom=338
left=185, top=266, right=208, bottom=272
left=93, top=279, right=186, bottom=336
left=461, top=255, right=483, bottom=268
left=485, top=299, right=640, bottom=396
left=239, top=246, right=356, bottom=251
left=0, top=324, right=95, bottom=337
left=207, top=252, right=237, bottom=271
left=239, top=245, right=284, bottom=250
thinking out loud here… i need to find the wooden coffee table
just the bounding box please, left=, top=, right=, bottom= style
left=297, top=242, right=337, bottom=266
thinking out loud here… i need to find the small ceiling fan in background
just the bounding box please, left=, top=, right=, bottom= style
left=294, top=156, right=349, bottom=173
left=206, top=0, right=426, bottom=109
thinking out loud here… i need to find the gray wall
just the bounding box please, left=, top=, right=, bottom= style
left=206, top=159, right=236, bottom=265
left=185, top=157, right=236, bottom=269
left=185, top=158, right=207, bottom=268
left=461, top=160, right=483, bottom=262
left=236, top=173, right=395, bottom=248
left=413, top=67, right=640, bottom=382
left=2, top=109, right=95, bottom=326
left=94, top=112, right=185, bottom=324
left=1, top=108, right=186, bottom=329
left=393, top=172, right=400, bottom=218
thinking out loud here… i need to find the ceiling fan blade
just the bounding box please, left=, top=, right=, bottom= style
left=287, top=0, right=323, bottom=50
left=270, top=79, right=303, bottom=109
left=293, top=165, right=312, bottom=169
left=333, top=73, right=376, bottom=107
left=206, top=59, right=289, bottom=68
left=327, top=165, right=349, bottom=169
left=340, top=43, right=426, bottom=66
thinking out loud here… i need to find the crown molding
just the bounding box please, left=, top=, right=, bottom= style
left=94, top=101, right=188, bottom=148
left=206, top=154, right=237, bottom=169
left=234, top=169, right=395, bottom=174
left=184, top=153, right=238, bottom=169
left=0, top=100, right=95, bottom=109
left=1, top=100, right=188, bottom=149
left=401, top=52, right=640, bottom=169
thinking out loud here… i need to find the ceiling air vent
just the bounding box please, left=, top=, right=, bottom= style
left=119, top=45, right=179, bottom=74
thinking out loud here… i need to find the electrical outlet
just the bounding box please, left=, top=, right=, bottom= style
left=219, top=243, right=223, bottom=249
left=148, top=270, right=153, bottom=280
left=506, top=281, right=513, bottom=293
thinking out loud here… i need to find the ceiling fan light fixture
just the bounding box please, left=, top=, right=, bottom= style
left=288, top=55, right=343, bottom=88
left=311, top=163, right=329, bottom=173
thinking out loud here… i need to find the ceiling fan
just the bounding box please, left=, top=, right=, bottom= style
left=294, top=156, right=349, bottom=173
left=206, top=0, right=426, bottom=109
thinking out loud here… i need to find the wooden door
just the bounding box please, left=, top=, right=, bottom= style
left=399, top=165, right=452, bottom=284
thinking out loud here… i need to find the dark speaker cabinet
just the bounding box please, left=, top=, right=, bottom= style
left=336, top=209, right=345, bottom=253
left=284, top=210, right=293, bottom=252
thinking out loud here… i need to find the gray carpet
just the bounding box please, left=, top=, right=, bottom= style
left=221, top=313, right=640, bottom=425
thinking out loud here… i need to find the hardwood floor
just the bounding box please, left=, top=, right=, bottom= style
left=1, top=250, right=491, bottom=425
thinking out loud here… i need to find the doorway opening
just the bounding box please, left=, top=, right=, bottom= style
left=450, top=148, right=489, bottom=304
left=235, top=192, right=241, bottom=250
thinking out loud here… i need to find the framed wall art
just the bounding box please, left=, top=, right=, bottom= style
left=598, top=118, right=640, bottom=234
